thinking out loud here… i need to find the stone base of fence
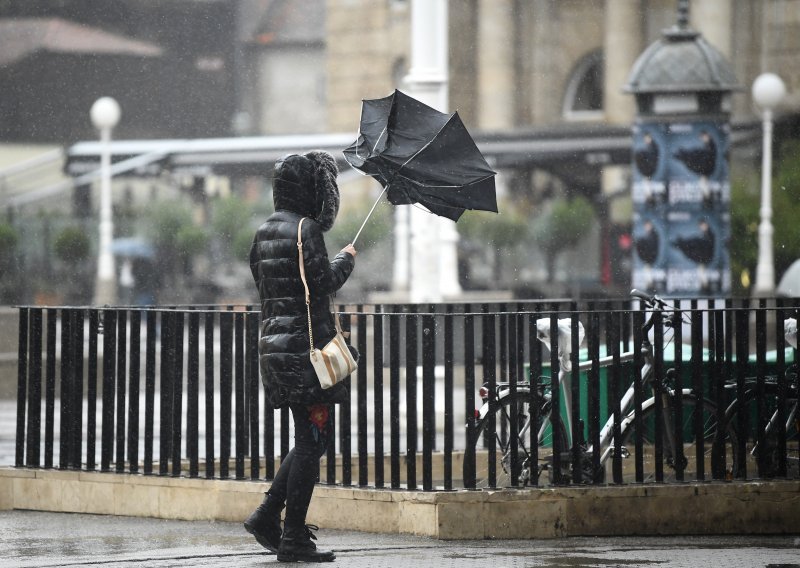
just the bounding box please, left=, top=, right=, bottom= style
left=1, top=466, right=798, bottom=539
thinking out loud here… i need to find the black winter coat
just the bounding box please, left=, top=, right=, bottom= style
left=250, top=152, right=355, bottom=409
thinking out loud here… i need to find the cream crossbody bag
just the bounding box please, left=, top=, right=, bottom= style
left=297, top=218, right=358, bottom=389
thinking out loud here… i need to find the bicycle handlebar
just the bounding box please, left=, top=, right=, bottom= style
left=630, top=288, right=668, bottom=309
left=630, top=288, right=673, bottom=336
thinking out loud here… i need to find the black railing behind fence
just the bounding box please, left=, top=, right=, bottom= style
left=13, top=299, right=800, bottom=490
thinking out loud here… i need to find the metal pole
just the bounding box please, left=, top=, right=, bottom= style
left=94, top=125, right=116, bottom=304
left=754, top=107, right=775, bottom=294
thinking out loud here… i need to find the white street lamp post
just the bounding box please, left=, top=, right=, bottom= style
left=752, top=73, right=786, bottom=296
left=91, top=96, right=121, bottom=305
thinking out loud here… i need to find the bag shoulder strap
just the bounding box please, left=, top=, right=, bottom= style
left=297, top=218, right=343, bottom=353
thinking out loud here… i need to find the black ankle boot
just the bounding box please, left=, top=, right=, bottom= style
left=243, top=495, right=283, bottom=553
left=277, top=524, right=335, bottom=563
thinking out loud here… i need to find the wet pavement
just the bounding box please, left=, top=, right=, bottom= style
left=1, top=510, right=799, bottom=567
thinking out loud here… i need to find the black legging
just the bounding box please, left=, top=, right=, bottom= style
left=265, top=403, right=331, bottom=530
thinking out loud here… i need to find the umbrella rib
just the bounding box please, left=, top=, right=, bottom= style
left=372, top=127, right=388, bottom=154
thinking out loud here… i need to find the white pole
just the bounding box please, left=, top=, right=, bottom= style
left=753, top=106, right=775, bottom=294
left=752, top=73, right=786, bottom=296
left=91, top=97, right=120, bottom=306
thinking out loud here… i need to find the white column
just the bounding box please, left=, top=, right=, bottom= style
left=692, top=0, right=733, bottom=57
left=477, top=0, right=515, bottom=129
left=392, top=205, right=410, bottom=292
left=403, top=0, right=461, bottom=302
left=604, top=0, right=642, bottom=125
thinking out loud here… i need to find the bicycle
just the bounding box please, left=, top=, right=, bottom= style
left=466, top=289, right=726, bottom=488
left=721, top=317, right=798, bottom=479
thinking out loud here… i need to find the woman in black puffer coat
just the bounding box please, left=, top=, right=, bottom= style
left=244, top=150, right=356, bottom=563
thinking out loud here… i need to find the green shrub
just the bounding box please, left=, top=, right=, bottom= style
left=53, top=226, right=90, bottom=263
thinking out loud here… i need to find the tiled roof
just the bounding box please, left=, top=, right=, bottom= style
left=0, top=17, right=162, bottom=67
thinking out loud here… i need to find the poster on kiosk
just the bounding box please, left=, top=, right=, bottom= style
left=631, top=120, right=731, bottom=297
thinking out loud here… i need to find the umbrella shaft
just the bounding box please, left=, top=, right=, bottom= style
left=352, top=186, right=388, bottom=246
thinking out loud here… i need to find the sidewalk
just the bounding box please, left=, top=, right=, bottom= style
left=1, top=510, right=798, bottom=567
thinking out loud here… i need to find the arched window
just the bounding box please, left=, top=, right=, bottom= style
left=562, top=50, right=604, bottom=121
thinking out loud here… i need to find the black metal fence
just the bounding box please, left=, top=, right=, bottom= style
left=13, top=298, right=799, bottom=490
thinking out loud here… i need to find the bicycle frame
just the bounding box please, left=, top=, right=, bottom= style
left=494, top=295, right=681, bottom=471
left=548, top=334, right=689, bottom=468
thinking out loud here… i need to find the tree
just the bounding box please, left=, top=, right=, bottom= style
left=0, top=223, right=20, bottom=303
left=531, top=196, right=595, bottom=283
left=211, top=195, right=255, bottom=262
left=53, top=226, right=90, bottom=263
left=52, top=226, right=93, bottom=304
left=730, top=139, right=800, bottom=294
left=457, top=202, right=530, bottom=285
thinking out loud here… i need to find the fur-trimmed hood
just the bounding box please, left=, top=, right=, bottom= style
left=272, top=150, right=340, bottom=231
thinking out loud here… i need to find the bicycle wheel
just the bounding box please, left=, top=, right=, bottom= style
left=471, top=391, right=568, bottom=488
left=620, top=393, right=728, bottom=483
left=726, top=387, right=799, bottom=479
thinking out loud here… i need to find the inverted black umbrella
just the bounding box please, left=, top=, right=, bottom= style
left=344, top=89, right=497, bottom=244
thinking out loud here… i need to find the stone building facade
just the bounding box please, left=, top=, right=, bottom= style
left=323, top=0, right=800, bottom=295
left=328, top=0, right=799, bottom=131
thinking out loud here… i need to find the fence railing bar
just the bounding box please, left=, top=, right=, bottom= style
left=372, top=307, right=385, bottom=489
left=443, top=305, right=455, bottom=490
left=569, top=307, right=582, bottom=484
left=775, top=302, right=788, bottom=478
left=246, top=312, right=260, bottom=481
left=87, top=310, right=99, bottom=471
left=143, top=311, right=157, bottom=475
left=187, top=311, right=200, bottom=478
left=673, top=306, right=685, bottom=482
left=158, top=311, right=173, bottom=475
left=28, top=309, right=43, bottom=468
left=483, top=304, right=497, bottom=488
left=462, top=305, right=476, bottom=490
left=389, top=307, right=400, bottom=489
left=15, top=308, right=28, bottom=468
left=652, top=310, right=665, bottom=482
left=548, top=310, right=562, bottom=485
left=357, top=306, right=368, bottom=487
left=43, top=309, right=54, bottom=469
left=422, top=309, right=435, bottom=491
left=58, top=309, right=69, bottom=470
left=234, top=312, right=245, bottom=480
left=734, top=307, right=749, bottom=479
left=219, top=311, right=233, bottom=479
left=114, top=310, right=128, bottom=473
left=127, top=310, right=141, bottom=474
left=405, top=307, right=418, bottom=489
left=755, top=300, right=767, bottom=477
left=339, top=308, right=352, bottom=486
left=204, top=310, right=216, bottom=479
left=101, top=310, right=117, bottom=472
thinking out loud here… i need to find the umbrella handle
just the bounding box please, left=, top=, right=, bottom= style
left=352, top=186, right=388, bottom=247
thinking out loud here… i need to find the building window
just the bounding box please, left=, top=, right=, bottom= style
left=563, top=50, right=604, bottom=121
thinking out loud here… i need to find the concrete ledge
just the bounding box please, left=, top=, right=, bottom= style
left=1, top=467, right=798, bottom=539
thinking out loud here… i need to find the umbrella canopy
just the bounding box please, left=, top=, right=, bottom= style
left=111, top=237, right=155, bottom=258
left=344, top=90, right=497, bottom=223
